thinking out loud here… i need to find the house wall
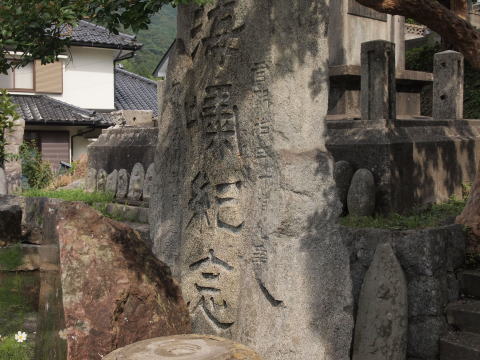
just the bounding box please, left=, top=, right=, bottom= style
left=25, top=125, right=103, bottom=164
left=51, top=47, right=116, bottom=110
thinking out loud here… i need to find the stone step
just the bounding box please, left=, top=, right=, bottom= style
left=462, top=271, right=480, bottom=299
left=440, top=332, right=480, bottom=360
left=447, top=300, right=480, bottom=334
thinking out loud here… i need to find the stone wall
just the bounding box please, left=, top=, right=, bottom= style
left=87, top=127, right=158, bottom=174
left=341, top=224, right=466, bottom=360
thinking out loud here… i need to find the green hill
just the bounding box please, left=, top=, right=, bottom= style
left=121, top=6, right=177, bottom=78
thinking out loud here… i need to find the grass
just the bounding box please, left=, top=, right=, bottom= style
left=22, top=189, right=114, bottom=206
left=0, top=244, right=24, bottom=271
left=0, top=335, right=34, bottom=360
left=340, top=198, right=466, bottom=230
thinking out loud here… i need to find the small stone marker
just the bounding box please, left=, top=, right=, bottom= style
left=103, top=335, right=263, bottom=360
left=352, top=242, right=408, bottom=360
left=348, top=169, right=376, bottom=216
left=85, top=168, right=97, bottom=193
left=117, top=169, right=129, bottom=199
left=361, top=40, right=396, bottom=122
left=433, top=50, right=464, bottom=120
left=143, top=163, right=156, bottom=201
left=128, top=163, right=145, bottom=201
left=106, top=170, right=118, bottom=196
left=96, top=169, right=108, bottom=193
left=0, top=167, right=7, bottom=195
left=334, top=161, right=354, bottom=213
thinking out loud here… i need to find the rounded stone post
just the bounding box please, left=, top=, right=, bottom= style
left=361, top=40, right=396, bottom=123
left=433, top=50, right=464, bottom=120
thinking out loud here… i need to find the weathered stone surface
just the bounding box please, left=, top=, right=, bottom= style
left=0, top=244, right=40, bottom=271
left=0, top=167, right=6, bottom=195
left=105, top=203, right=149, bottom=224
left=117, top=169, right=129, bottom=199
left=44, top=201, right=191, bottom=360
left=96, top=169, right=108, bottom=192
left=433, top=51, right=464, bottom=120
left=361, top=41, right=396, bottom=122
left=104, top=335, right=263, bottom=360
left=106, top=170, right=118, bottom=195
left=334, top=160, right=354, bottom=212
left=143, top=163, right=155, bottom=201
left=352, top=242, right=408, bottom=360
left=150, top=2, right=354, bottom=359
left=347, top=169, right=376, bottom=216
left=4, top=117, right=25, bottom=194
left=0, top=202, right=22, bottom=245
left=128, top=163, right=145, bottom=201
left=85, top=168, right=97, bottom=193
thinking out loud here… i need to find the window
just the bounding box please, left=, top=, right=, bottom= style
left=0, top=63, right=34, bottom=91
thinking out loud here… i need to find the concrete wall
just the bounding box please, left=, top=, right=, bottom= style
left=50, top=47, right=116, bottom=110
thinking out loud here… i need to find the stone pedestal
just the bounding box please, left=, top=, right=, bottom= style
left=103, top=335, right=262, bottom=360
left=150, top=1, right=353, bottom=359
left=433, top=51, right=464, bottom=120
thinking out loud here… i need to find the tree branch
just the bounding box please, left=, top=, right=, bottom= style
left=356, top=0, right=480, bottom=69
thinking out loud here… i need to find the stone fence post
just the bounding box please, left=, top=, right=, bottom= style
left=361, top=40, right=396, bottom=123
left=433, top=50, right=464, bottom=120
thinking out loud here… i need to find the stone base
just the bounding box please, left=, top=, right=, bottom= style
left=328, top=65, right=433, bottom=119
left=103, top=335, right=263, bottom=360
left=327, top=119, right=480, bottom=213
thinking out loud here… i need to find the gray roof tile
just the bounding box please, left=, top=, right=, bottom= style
left=114, top=68, right=158, bottom=116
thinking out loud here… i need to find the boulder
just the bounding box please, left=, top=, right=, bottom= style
left=117, top=169, right=129, bottom=199
left=85, top=168, right=97, bottom=193
left=347, top=169, right=376, bottom=216
left=0, top=201, right=22, bottom=245
left=42, top=200, right=191, bottom=359
left=103, top=335, right=263, bottom=360
left=106, top=170, right=118, bottom=196
left=96, top=169, right=108, bottom=192
left=334, top=161, right=354, bottom=213
left=128, top=163, right=145, bottom=201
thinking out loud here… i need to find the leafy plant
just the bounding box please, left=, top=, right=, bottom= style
left=19, top=141, right=53, bottom=190
left=0, top=334, right=34, bottom=360
left=0, top=90, right=19, bottom=166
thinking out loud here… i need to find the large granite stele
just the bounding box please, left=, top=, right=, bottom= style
left=150, top=1, right=354, bottom=359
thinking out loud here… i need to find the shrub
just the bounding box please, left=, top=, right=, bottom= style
left=19, top=141, right=53, bottom=189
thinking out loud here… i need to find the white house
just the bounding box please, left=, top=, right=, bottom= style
left=0, top=21, right=158, bottom=168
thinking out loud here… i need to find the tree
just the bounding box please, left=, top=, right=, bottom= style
left=0, top=0, right=205, bottom=74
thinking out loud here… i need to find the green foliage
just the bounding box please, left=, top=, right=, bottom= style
left=340, top=198, right=466, bottom=230
left=0, top=90, right=19, bottom=165
left=0, top=244, right=23, bottom=271
left=22, top=188, right=114, bottom=205
left=0, top=0, right=206, bottom=74
left=406, top=44, right=480, bottom=119
left=0, top=334, right=34, bottom=360
left=121, top=6, right=177, bottom=78
left=19, top=142, right=53, bottom=190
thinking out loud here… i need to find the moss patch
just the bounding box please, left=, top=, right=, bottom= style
left=22, top=189, right=114, bottom=205
left=0, top=245, right=24, bottom=271
left=340, top=198, right=466, bottom=230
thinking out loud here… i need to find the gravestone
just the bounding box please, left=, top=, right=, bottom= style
left=150, top=1, right=354, bottom=359
left=117, top=169, right=129, bottom=199
left=106, top=170, right=118, bottom=196
left=433, top=51, right=464, bottom=120
left=143, top=163, right=156, bottom=201
left=0, top=167, right=7, bottom=195
left=347, top=169, right=376, bottom=216
left=85, top=168, right=97, bottom=193
left=128, top=163, right=145, bottom=201
left=96, top=169, right=108, bottom=193
left=352, top=242, right=408, bottom=360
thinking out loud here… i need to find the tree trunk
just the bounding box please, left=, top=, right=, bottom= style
left=356, top=0, right=480, bottom=69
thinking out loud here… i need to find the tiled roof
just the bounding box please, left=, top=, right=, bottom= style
left=66, top=20, right=141, bottom=50
left=114, top=68, right=158, bottom=116
left=11, top=95, right=113, bottom=126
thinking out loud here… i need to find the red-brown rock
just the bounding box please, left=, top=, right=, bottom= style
left=49, top=201, right=191, bottom=360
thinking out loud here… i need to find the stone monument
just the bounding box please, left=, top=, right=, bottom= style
left=96, top=169, right=108, bottom=193
left=150, top=1, right=354, bottom=359
left=117, top=169, right=129, bottom=199
left=128, top=163, right=145, bottom=201
left=85, top=168, right=97, bottom=193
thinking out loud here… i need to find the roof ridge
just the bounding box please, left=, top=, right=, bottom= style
left=78, top=20, right=136, bottom=41
left=35, top=95, right=96, bottom=117
left=115, top=68, right=157, bottom=86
